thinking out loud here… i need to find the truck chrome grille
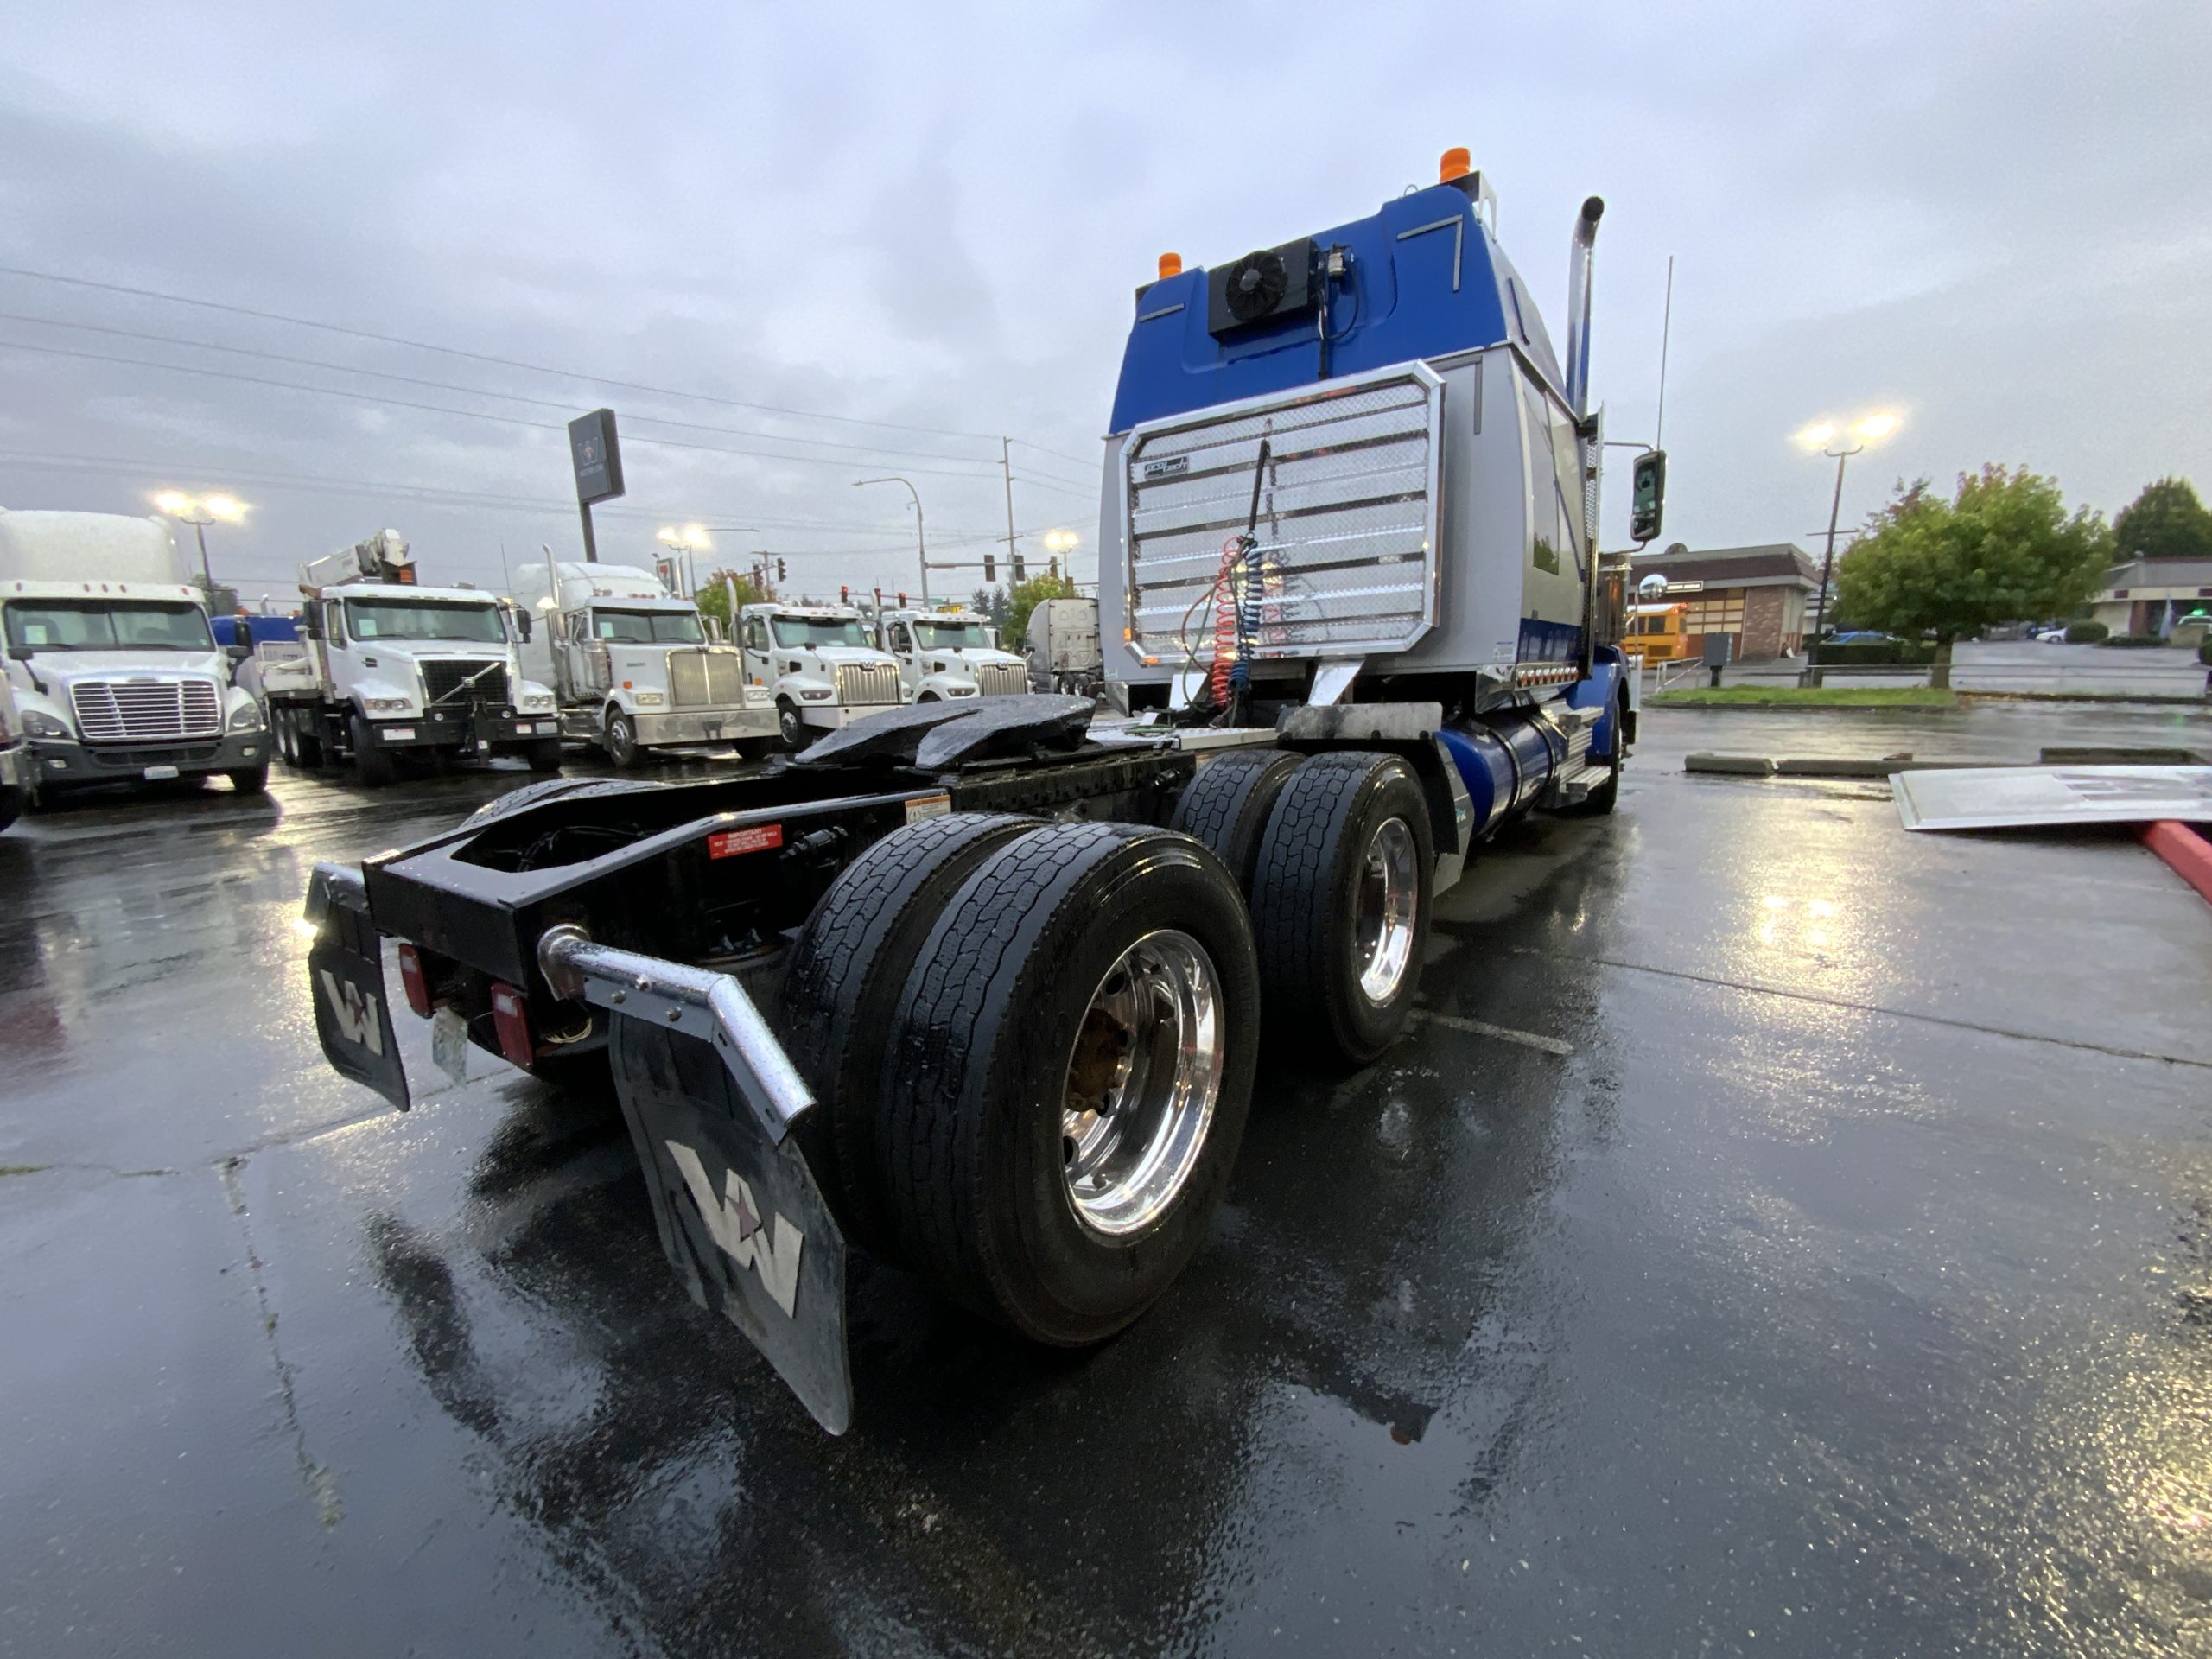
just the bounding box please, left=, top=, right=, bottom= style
left=974, top=662, right=1028, bottom=696
left=421, top=658, right=509, bottom=708
left=670, top=650, right=747, bottom=708
left=1122, top=365, right=1441, bottom=664
left=69, top=678, right=222, bottom=744
left=835, top=662, right=902, bottom=705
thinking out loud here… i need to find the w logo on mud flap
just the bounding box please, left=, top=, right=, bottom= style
left=664, top=1141, right=805, bottom=1318
left=316, top=969, right=384, bottom=1056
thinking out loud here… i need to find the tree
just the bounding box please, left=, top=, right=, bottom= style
left=969, top=585, right=1010, bottom=629
left=2113, top=477, right=2212, bottom=563
left=1004, top=574, right=1077, bottom=649
left=1836, top=465, right=2113, bottom=688
left=693, top=568, right=773, bottom=629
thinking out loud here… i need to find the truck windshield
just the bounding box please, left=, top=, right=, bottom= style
left=346, top=598, right=505, bottom=643
left=594, top=608, right=704, bottom=645
left=770, top=616, right=869, bottom=649
left=3, top=600, right=213, bottom=653
left=912, top=620, right=993, bottom=650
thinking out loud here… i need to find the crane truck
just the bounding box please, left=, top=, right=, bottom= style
left=874, top=605, right=1030, bottom=702
left=734, top=599, right=907, bottom=749
left=511, top=561, right=779, bottom=764
left=0, top=507, right=269, bottom=804
left=302, top=151, right=1657, bottom=1433
left=264, top=531, right=563, bottom=784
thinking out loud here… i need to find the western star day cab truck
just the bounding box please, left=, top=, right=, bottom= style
left=874, top=606, right=1029, bottom=702
left=264, top=530, right=563, bottom=784
left=302, top=152, right=1655, bottom=1433
left=735, top=601, right=906, bottom=749
left=0, top=508, right=269, bottom=804
left=512, top=562, right=779, bottom=765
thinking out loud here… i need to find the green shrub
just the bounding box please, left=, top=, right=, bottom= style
left=1809, top=639, right=1940, bottom=665
left=2063, top=620, right=2109, bottom=644
left=2198, top=639, right=2212, bottom=666
left=2097, top=632, right=2170, bottom=648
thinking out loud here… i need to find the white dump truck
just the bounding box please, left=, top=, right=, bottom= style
left=874, top=606, right=1029, bottom=702
left=264, top=530, right=562, bottom=785
left=0, top=507, right=269, bottom=804
left=735, top=600, right=906, bottom=749
left=511, top=562, right=779, bottom=765
left=1023, top=595, right=1103, bottom=695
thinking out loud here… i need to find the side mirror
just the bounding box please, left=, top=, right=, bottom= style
left=226, top=643, right=253, bottom=666
left=298, top=610, right=321, bottom=640
left=1629, top=449, right=1667, bottom=544
left=515, top=611, right=532, bottom=642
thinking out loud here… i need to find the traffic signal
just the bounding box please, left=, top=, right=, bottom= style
left=1049, top=556, right=1059, bottom=580
left=1629, top=450, right=1666, bottom=544
left=984, top=553, right=995, bottom=582
left=776, top=558, right=788, bottom=581
left=1011, top=553, right=1027, bottom=582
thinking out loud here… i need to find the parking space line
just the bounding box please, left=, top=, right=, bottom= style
left=1417, top=1011, right=1575, bottom=1057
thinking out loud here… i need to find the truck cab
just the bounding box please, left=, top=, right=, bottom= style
left=0, top=508, right=269, bottom=803
left=736, top=601, right=906, bottom=748
left=875, top=607, right=1029, bottom=702
left=512, top=563, right=779, bottom=765
left=263, top=530, right=561, bottom=784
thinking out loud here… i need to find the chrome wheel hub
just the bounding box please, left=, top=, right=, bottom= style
left=1060, top=930, right=1224, bottom=1237
left=1353, top=817, right=1417, bottom=1004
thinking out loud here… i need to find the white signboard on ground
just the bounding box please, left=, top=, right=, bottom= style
left=1893, top=766, right=2212, bottom=831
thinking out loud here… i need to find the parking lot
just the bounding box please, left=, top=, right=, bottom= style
left=5, top=702, right=2211, bottom=1657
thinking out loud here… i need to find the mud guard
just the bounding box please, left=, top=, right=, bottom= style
left=303, top=862, right=410, bottom=1110
left=607, top=1016, right=853, bottom=1433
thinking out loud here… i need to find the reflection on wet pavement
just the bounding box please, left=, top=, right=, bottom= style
left=3, top=708, right=2210, bottom=1656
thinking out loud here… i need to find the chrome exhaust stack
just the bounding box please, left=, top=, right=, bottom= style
left=1564, top=196, right=1605, bottom=419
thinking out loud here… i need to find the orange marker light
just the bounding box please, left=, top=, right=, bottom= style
left=1440, top=146, right=1471, bottom=182
left=1158, top=251, right=1183, bottom=280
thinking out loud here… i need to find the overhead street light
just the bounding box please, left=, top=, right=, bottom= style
left=854, top=477, right=928, bottom=604
left=151, top=489, right=248, bottom=594
left=1797, top=412, right=1902, bottom=640
left=657, top=523, right=747, bottom=597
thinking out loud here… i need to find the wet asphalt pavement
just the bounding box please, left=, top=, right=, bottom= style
left=4, top=702, right=2211, bottom=1657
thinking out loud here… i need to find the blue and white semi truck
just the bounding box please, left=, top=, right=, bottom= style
left=302, top=152, right=1658, bottom=1432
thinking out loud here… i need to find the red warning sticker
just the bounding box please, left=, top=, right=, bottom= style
left=708, top=823, right=784, bottom=859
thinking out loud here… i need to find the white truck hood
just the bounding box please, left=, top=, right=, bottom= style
left=809, top=645, right=899, bottom=667
left=23, top=649, right=225, bottom=684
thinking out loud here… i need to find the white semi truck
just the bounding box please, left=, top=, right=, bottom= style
left=734, top=600, right=906, bottom=749
left=1023, top=595, right=1103, bottom=695
left=874, top=606, right=1029, bottom=702
left=511, top=562, right=779, bottom=765
left=0, top=508, right=269, bottom=804
left=264, top=530, right=562, bottom=785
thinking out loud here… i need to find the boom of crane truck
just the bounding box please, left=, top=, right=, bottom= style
left=874, top=606, right=1029, bottom=702
left=263, top=530, right=563, bottom=784
left=0, top=508, right=269, bottom=803
left=510, top=562, right=780, bottom=766
left=300, top=152, right=1656, bottom=1432
left=734, top=600, right=907, bottom=750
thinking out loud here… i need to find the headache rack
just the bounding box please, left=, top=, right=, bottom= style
left=1120, top=363, right=1443, bottom=667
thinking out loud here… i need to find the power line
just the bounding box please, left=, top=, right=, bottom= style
left=0, top=335, right=1025, bottom=483
left=0, top=308, right=1040, bottom=472
left=1009, top=436, right=1103, bottom=469
left=0, top=263, right=1017, bottom=444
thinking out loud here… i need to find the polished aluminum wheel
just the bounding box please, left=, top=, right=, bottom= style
left=1059, top=929, right=1224, bottom=1237
left=1353, top=816, right=1418, bottom=1004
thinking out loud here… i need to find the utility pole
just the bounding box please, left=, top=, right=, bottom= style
left=1000, top=438, right=1019, bottom=587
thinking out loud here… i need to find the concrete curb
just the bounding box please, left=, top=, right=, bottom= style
left=2142, top=822, right=2212, bottom=906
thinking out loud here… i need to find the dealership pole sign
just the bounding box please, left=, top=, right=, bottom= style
left=569, top=408, right=624, bottom=562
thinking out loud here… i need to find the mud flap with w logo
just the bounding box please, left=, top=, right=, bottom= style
left=303, top=863, right=410, bottom=1110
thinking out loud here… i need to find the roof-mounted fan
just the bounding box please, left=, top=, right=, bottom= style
left=1207, top=238, right=1318, bottom=337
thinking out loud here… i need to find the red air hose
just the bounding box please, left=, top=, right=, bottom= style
left=1209, top=536, right=1243, bottom=705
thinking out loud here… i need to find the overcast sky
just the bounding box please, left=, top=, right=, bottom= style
left=3, top=1, right=2206, bottom=604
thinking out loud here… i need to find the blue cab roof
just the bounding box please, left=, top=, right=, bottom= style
left=1107, top=180, right=1563, bottom=435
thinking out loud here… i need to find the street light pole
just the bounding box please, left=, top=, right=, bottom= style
left=854, top=477, right=927, bottom=604
left=1797, top=414, right=1899, bottom=646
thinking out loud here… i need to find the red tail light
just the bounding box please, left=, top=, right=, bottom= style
left=396, top=944, right=433, bottom=1019
left=489, top=982, right=534, bottom=1067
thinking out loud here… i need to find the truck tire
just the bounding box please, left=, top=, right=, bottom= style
left=228, top=763, right=270, bottom=796
left=350, top=712, right=397, bottom=787
left=776, top=698, right=808, bottom=752
left=293, top=711, right=325, bottom=771
left=1167, top=748, right=1304, bottom=893
left=1249, top=751, right=1434, bottom=1066
left=604, top=709, right=641, bottom=768
left=527, top=738, right=563, bottom=773
left=273, top=709, right=297, bottom=767
left=777, top=811, right=1046, bottom=1257
left=877, top=823, right=1260, bottom=1344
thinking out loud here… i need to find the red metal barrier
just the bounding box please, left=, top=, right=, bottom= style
left=2141, top=820, right=2212, bottom=905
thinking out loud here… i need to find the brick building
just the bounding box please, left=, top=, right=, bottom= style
left=1627, top=543, right=1821, bottom=662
